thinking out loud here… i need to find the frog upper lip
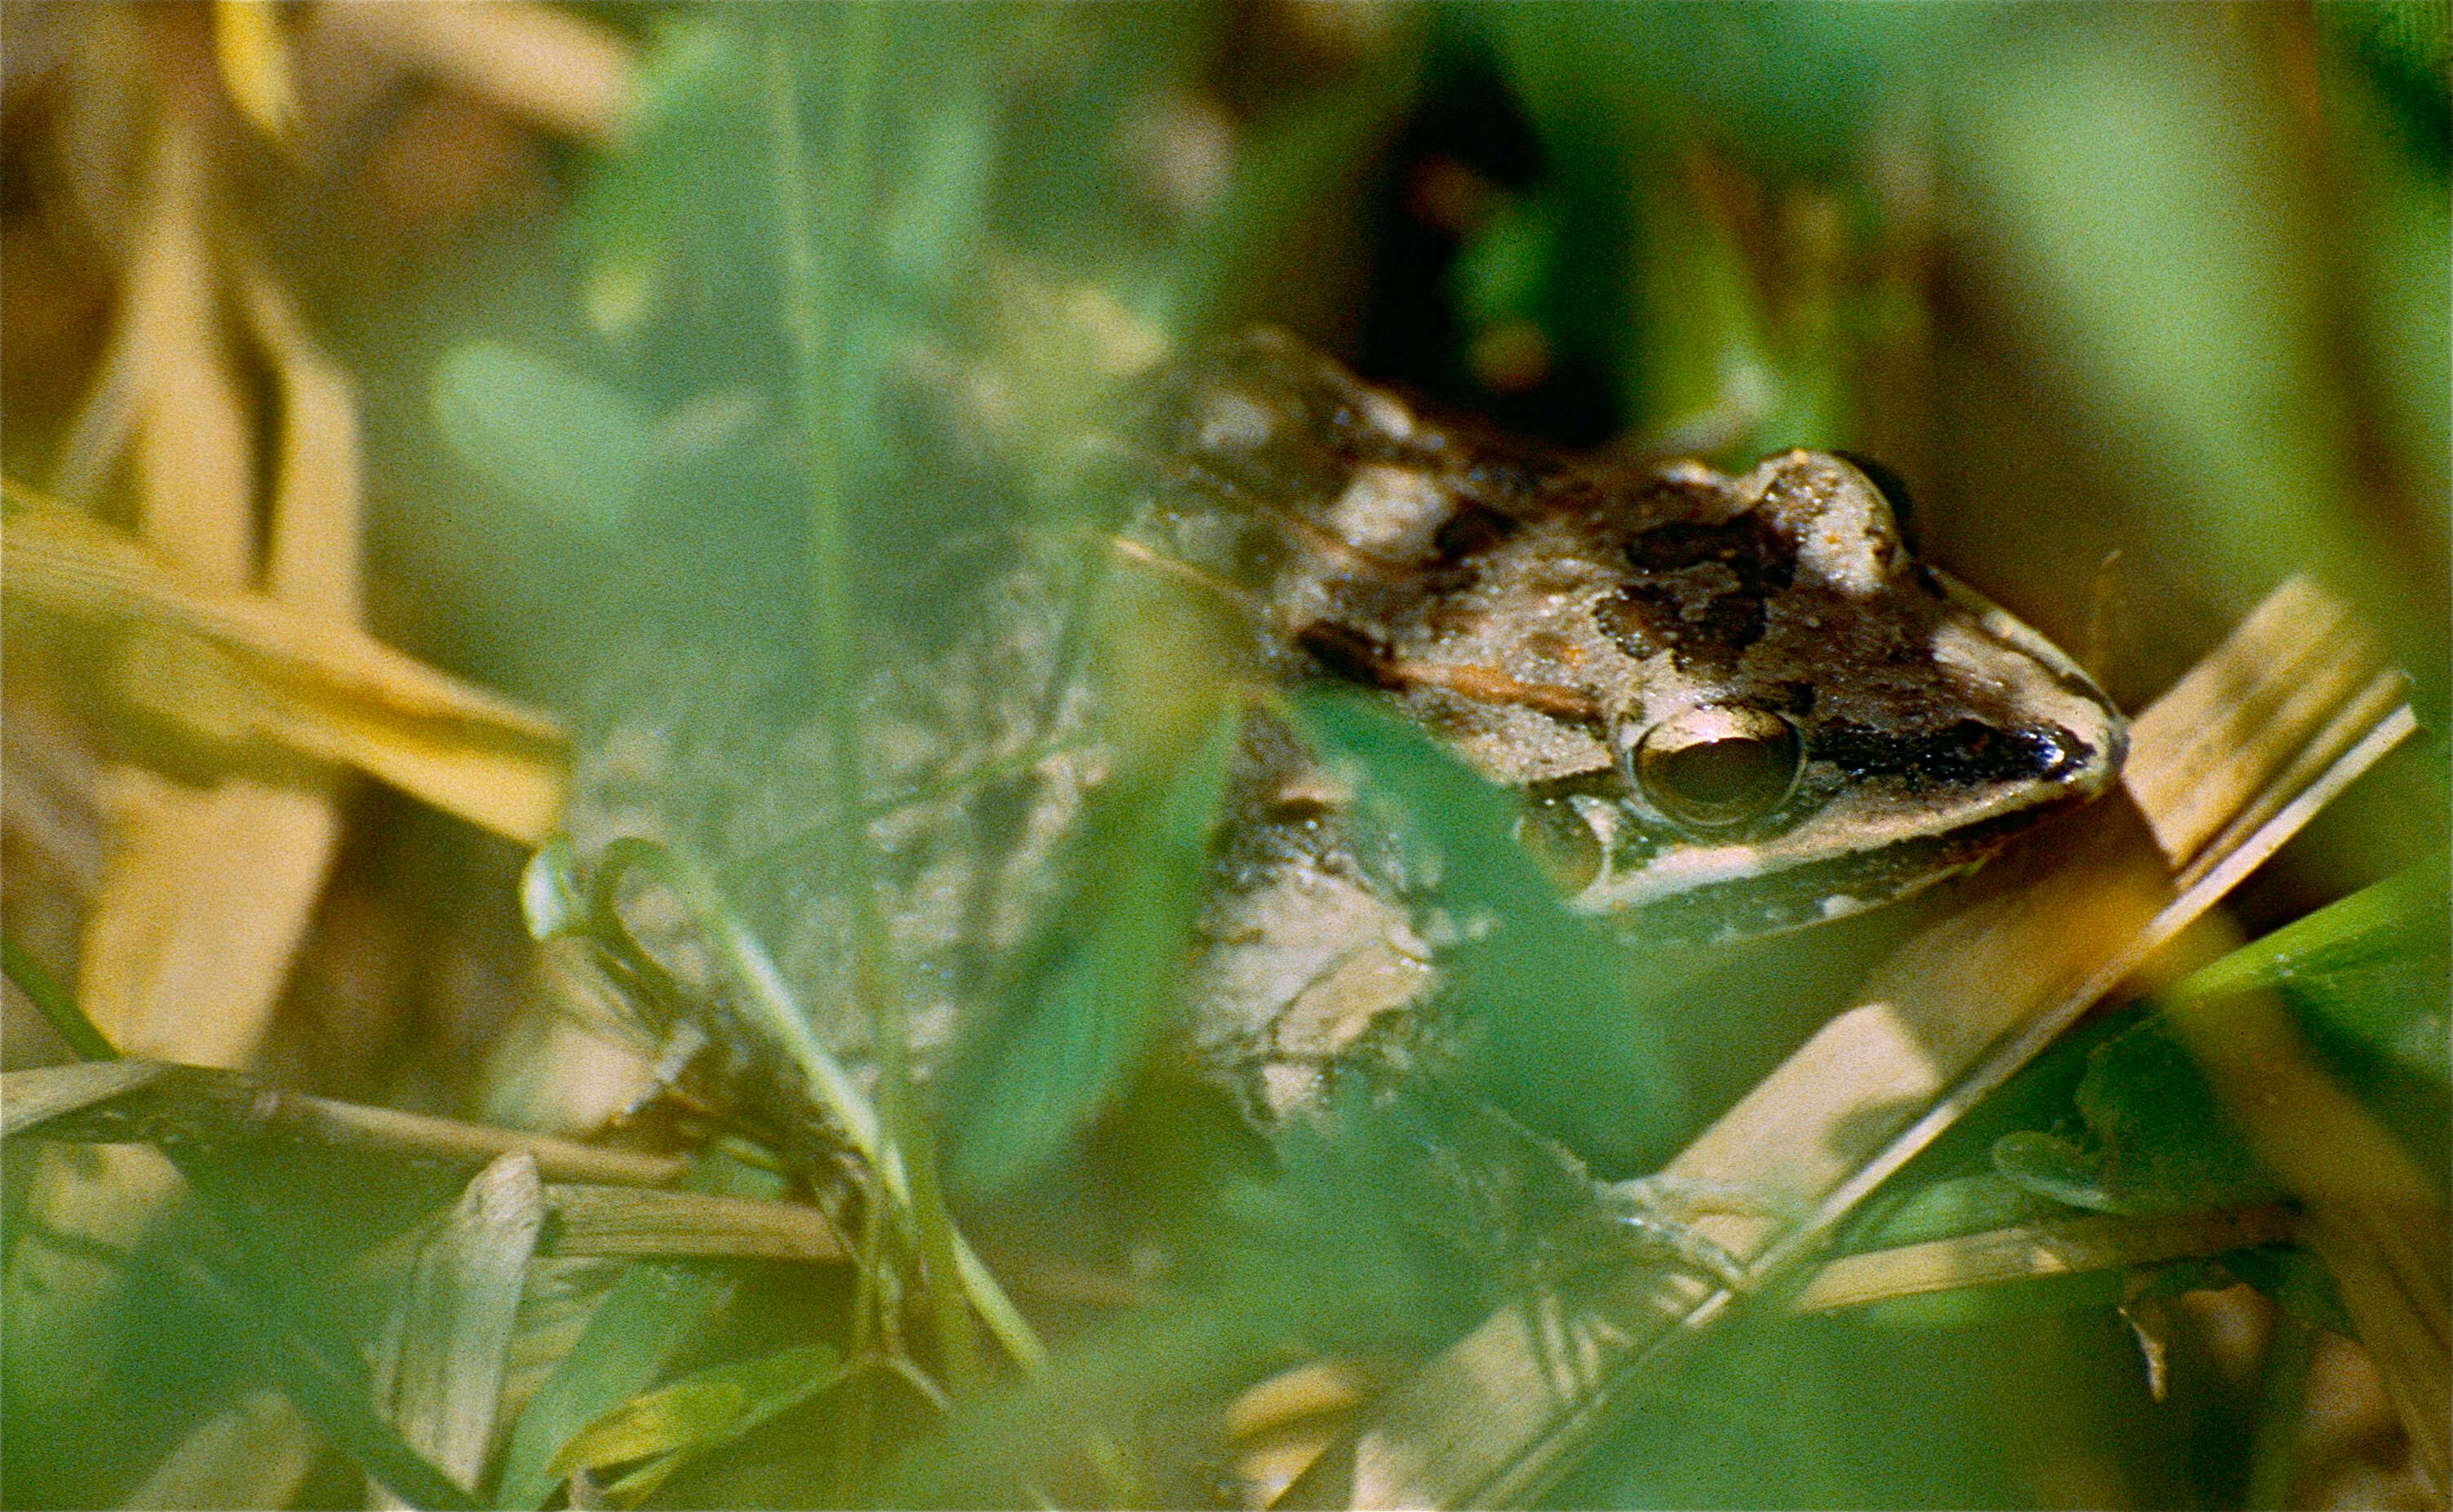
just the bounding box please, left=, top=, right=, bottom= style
left=1573, top=705, right=2124, bottom=916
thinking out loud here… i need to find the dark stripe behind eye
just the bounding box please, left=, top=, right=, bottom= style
left=1812, top=719, right=2089, bottom=786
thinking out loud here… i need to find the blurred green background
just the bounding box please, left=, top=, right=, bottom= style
left=2, top=2, right=2445, bottom=1507
left=378, top=2, right=2451, bottom=720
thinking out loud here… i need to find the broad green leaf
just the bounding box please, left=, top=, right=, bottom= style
left=2164, top=848, right=2450, bottom=1091
left=943, top=710, right=1240, bottom=1196
left=1287, top=687, right=1689, bottom=1169
left=568, top=19, right=764, bottom=338
left=1991, top=1015, right=2278, bottom=1218
left=2161, top=849, right=2450, bottom=1182
left=1482, top=3, right=1928, bottom=183
left=491, top=1262, right=731, bottom=1510
left=1992, top=854, right=2446, bottom=1219
left=432, top=342, right=650, bottom=539
left=1847, top=1172, right=2068, bottom=1251
left=544, top=1342, right=845, bottom=1483
left=1946, top=14, right=2402, bottom=654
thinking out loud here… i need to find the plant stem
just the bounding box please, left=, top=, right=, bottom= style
left=589, top=840, right=1043, bottom=1370
left=763, top=11, right=984, bottom=1392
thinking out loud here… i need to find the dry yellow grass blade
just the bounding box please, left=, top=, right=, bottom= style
left=212, top=0, right=299, bottom=145
left=321, top=2, right=635, bottom=147
left=76, top=769, right=343, bottom=1068
left=6, top=484, right=569, bottom=845
left=118, top=117, right=255, bottom=588
left=2166, top=983, right=2451, bottom=1493
left=64, top=104, right=332, bottom=1071
left=241, top=267, right=362, bottom=618
left=1276, top=575, right=2419, bottom=1510
left=539, top=1184, right=850, bottom=1263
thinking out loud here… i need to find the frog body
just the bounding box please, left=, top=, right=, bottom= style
left=565, top=330, right=2124, bottom=1128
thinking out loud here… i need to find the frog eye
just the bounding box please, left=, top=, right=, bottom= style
left=1619, top=705, right=1804, bottom=830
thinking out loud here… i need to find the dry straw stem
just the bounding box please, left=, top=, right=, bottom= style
left=2, top=1067, right=851, bottom=1262
left=539, top=1183, right=849, bottom=1263
left=1790, top=1205, right=2300, bottom=1315
left=1, top=1058, right=684, bottom=1187
left=370, top=1153, right=547, bottom=1509
left=1278, top=575, right=2424, bottom=1510
left=2163, top=981, right=2451, bottom=1493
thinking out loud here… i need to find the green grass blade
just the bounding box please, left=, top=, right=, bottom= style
left=763, top=6, right=984, bottom=1392
left=544, top=1342, right=846, bottom=1486
left=2163, top=848, right=2449, bottom=1013
left=1286, top=687, right=1691, bottom=1163
left=2, top=936, right=118, bottom=1062
left=943, top=710, right=1239, bottom=1195
left=172, top=1252, right=480, bottom=1511
left=492, top=1261, right=731, bottom=1509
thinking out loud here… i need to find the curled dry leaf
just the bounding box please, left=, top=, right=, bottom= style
left=371, top=1153, right=548, bottom=1509
left=6, top=484, right=569, bottom=846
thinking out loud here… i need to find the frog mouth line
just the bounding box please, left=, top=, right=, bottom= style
left=1579, top=799, right=2097, bottom=939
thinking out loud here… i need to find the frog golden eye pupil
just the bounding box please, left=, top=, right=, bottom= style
left=1625, top=705, right=1804, bottom=829
left=1655, top=738, right=1788, bottom=810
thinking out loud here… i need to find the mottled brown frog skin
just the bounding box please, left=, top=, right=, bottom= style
left=1130, top=329, right=2126, bottom=946
left=569, top=330, right=2125, bottom=1127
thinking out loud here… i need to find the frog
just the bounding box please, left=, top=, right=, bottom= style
left=560, top=328, right=2124, bottom=1137
left=1133, top=329, right=2123, bottom=938
left=1124, top=329, right=2124, bottom=1119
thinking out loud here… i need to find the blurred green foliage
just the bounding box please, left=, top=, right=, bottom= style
left=7, top=2, right=2446, bottom=1508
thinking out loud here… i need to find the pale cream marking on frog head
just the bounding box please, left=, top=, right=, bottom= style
left=1201, top=389, right=1274, bottom=450
left=1357, top=388, right=1418, bottom=442
left=1586, top=842, right=1770, bottom=909
left=1327, top=462, right=1450, bottom=556
left=1748, top=451, right=1900, bottom=599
